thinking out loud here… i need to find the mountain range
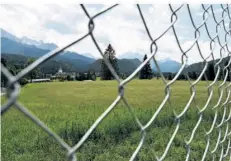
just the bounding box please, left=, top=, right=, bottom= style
left=1, top=28, right=182, bottom=74
left=118, top=53, right=182, bottom=73
left=1, top=28, right=58, bottom=50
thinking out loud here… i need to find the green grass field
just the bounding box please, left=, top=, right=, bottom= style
left=1, top=80, right=230, bottom=161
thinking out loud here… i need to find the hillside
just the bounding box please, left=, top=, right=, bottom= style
left=118, top=52, right=144, bottom=60
left=2, top=54, right=144, bottom=75
left=1, top=54, right=77, bottom=74
left=151, top=59, right=181, bottom=73
left=1, top=53, right=91, bottom=73
left=183, top=56, right=230, bottom=74
left=89, top=58, right=142, bottom=74
left=119, top=52, right=182, bottom=73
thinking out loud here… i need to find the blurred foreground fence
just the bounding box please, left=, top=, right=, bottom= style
left=1, top=4, right=231, bottom=161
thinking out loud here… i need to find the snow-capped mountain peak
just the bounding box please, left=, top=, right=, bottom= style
left=1, top=28, right=58, bottom=51
left=1, top=28, right=20, bottom=42
left=20, top=36, right=57, bottom=50
left=21, top=36, right=41, bottom=46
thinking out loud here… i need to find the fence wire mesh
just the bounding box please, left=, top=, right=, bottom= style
left=1, top=4, right=231, bottom=161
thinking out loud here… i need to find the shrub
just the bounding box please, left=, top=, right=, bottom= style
left=67, top=75, right=72, bottom=81
left=19, top=78, right=28, bottom=86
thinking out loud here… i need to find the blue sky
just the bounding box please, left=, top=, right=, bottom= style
left=1, top=4, right=230, bottom=64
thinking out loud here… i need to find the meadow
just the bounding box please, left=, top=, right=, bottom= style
left=1, top=79, right=230, bottom=161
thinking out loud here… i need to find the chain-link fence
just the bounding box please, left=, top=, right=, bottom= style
left=1, top=4, right=231, bottom=161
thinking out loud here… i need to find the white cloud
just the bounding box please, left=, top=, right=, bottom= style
left=1, top=4, right=230, bottom=64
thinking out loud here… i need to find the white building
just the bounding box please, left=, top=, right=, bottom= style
left=58, top=66, right=63, bottom=73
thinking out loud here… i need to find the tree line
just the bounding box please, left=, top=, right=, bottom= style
left=100, top=44, right=230, bottom=81
left=1, top=57, right=38, bottom=86
left=1, top=57, right=97, bottom=87
left=100, top=44, right=153, bottom=80
left=1, top=43, right=230, bottom=87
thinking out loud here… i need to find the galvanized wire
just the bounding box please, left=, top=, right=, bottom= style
left=1, top=4, right=231, bottom=161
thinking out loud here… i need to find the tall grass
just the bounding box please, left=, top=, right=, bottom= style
left=1, top=80, right=229, bottom=161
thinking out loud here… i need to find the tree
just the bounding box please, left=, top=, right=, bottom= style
left=1, top=58, right=7, bottom=87
left=206, top=63, right=215, bottom=81
left=1, top=57, right=29, bottom=87
left=19, top=78, right=29, bottom=86
left=87, top=71, right=92, bottom=80
left=100, top=44, right=119, bottom=80
left=26, top=58, right=39, bottom=83
left=1, top=57, right=7, bottom=67
left=168, top=74, right=172, bottom=80
left=156, top=73, right=160, bottom=80
left=177, top=74, right=186, bottom=80
left=121, top=73, right=127, bottom=80
left=139, top=54, right=153, bottom=79
left=76, top=72, right=84, bottom=81
left=224, top=60, right=231, bottom=81
left=86, top=70, right=96, bottom=80
left=67, top=75, right=72, bottom=81
left=201, top=73, right=207, bottom=81
left=188, top=72, right=192, bottom=79
left=91, top=72, right=96, bottom=81
left=192, top=72, right=197, bottom=80
left=188, top=71, right=198, bottom=80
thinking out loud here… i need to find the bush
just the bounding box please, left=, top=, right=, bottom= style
left=76, top=73, right=85, bottom=81
left=91, top=74, right=96, bottom=81
left=177, top=74, right=186, bottom=80
left=67, top=75, right=72, bottom=81
left=19, top=78, right=28, bottom=86
left=121, top=73, right=127, bottom=80
left=59, top=77, right=66, bottom=82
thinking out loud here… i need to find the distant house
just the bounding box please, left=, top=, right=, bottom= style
left=53, top=66, right=67, bottom=80
left=56, top=66, right=66, bottom=76
left=51, top=67, right=76, bottom=80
